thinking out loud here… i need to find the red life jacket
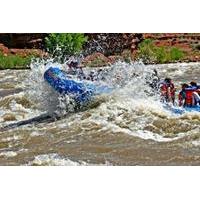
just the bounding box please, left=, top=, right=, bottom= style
left=185, top=89, right=194, bottom=106
left=160, top=83, right=175, bottom=97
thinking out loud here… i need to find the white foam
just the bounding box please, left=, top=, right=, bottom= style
left=1, top=135, right=22, bottom=142
left=27, top=153, right=87, bottom=166
left=30, top=131, right=45, bottom=137
left=191, top=140, right=200, bottom=147
left=0, top=151, right=17, bottom=157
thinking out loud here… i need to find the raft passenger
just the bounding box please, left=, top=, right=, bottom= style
left=178, top=83, right=200, bottom=107
left=159, top=78, right=176, bottom=104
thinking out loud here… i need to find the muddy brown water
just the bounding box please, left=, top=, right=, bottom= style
left=0, top=62, right=200, bottom=166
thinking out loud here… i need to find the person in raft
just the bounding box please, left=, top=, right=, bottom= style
left=190, top=81, right=200, bottom=105
left=67, top=61, right=85, bottom=79
left=158, top=78, right=176, bottom=105
left=178, top=82, right=200, bottom=107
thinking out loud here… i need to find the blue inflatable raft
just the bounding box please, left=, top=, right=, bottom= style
left=164, top=104, right=200, bottom=115
left=44, top=67, right=113, bottom=103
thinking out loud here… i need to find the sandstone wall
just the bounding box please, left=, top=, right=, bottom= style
left=0, top=33, right=47, bottom=48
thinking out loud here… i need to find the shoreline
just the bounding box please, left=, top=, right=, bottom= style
left=147, top=61, right=200, bottom=67
left=0, top=61, right=200, bottom=71
left=0, top=33, right=199, bottom=69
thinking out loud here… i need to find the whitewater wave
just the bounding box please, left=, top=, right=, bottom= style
left=21, top=59, right=200, bottom=142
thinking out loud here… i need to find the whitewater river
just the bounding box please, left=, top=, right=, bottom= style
left=0, top=61, right=200, bottom=165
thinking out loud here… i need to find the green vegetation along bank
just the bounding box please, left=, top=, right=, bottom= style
left=0, top=53, right=34, bottom=70
left=0, top=33, right=200, bottom=69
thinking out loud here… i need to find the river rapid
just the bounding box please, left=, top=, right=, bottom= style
left=0, top=61, right=200, bottom=166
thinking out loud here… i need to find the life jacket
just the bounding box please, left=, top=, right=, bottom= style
left=184, top=89, right=194, bottom=106
left=179, top=85, right=200, bottom=106
left=160, top=82, right=175, bottom=98
left=183, top=86, right=198, bottom=106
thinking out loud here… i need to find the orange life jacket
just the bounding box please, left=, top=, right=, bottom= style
left=185, top=90, right=194, bottom=106
left=179, top=86, right=200, bottom=107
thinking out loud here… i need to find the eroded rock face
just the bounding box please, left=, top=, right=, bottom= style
left=0, top=43, right=9, bottom=55
left=0, top=34, right=48, bottom=58
left=9, top=49, right=47, bottom=57
left=0, top=33, right=47, bottom=48
left=81, top=52, right=111, bottom=67
left=0, top=44, right=47, bottom=57
left=143, top=33, right=200, bottom=62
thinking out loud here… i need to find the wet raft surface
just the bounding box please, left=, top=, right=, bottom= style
left=0, top=63, right=200, bottom=166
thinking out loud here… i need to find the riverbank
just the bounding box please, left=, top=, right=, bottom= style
left=0, top=46, right=46, bottom=70
left=0, top=33, right=199, bottom=69
left=0, top=53, right=199, bottom=70
left=0, top=53, right=32, bottom=70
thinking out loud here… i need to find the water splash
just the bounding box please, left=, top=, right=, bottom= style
left=27, top=153, right=86, bottom=166
left=24, top=58, right=200, bottom=142
left=26, top=58, right=158, bottom=113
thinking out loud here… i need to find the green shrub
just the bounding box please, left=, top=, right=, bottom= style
left=0, top=53, right=33, bottom=69
left=45, top=33, right=88, bottom=57
left=154, top=46, right=168, bottom=63
left=137, top=39, right=185, bottom=63
left=137, top=39, right=156, bottom=62
left=169, top=47, right=184, bottom=61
